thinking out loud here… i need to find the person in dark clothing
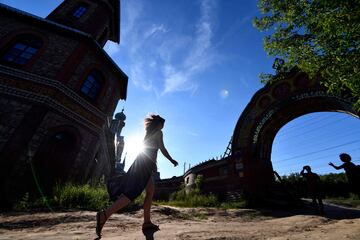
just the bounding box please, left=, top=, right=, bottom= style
left=329, top=153, right=360, bottom=196
left=95, top=114, right=178, bottom=237
left=300, top=165, right=324, bottom=214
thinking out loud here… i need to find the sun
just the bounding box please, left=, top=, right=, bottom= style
left=123, top=133, right=145, bottom=163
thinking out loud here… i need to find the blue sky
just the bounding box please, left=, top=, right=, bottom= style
left=2, top=0, right=359, bottom=179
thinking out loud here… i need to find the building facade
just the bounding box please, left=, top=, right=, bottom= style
left=184, top=155, right=245, bottom=201
left=0, top=0, right=128, bottom=207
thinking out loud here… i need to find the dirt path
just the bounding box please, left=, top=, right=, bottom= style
left=1, top=203, right=360, bottom=240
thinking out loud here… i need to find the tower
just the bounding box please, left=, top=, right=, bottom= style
left=46, top=0, right=120, bottom=46
left=112, top=109, right=126, bottom=161
left=111, top=109, right=126, bottom=174
left=0, top=0, right=127, bottom=207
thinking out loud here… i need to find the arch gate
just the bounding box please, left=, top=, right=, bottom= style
left=231, top=70, right=359, bottom=201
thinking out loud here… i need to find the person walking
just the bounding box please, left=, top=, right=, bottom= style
left=300, top=165, right=324, bottom=214
left=96, top=114, right=178, bottom=237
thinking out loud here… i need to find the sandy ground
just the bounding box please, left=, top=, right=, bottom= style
left=1, top=202, right=360, bottom=240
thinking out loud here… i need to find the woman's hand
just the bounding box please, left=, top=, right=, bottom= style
left=171, top=159, right=178, bottom=167
left=329, top=162, right=334, bottom=166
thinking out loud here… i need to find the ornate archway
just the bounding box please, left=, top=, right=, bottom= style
left=231, top=70, right=359, bottom=200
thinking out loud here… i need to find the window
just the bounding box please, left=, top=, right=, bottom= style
left=72, top=4, right=88, bottom=18
left=80, top=70, right=104, bottom=100
left=1, top=34, right=42, bottom=67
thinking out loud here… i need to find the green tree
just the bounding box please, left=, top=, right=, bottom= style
left=253, top=0, right=360, bottom=111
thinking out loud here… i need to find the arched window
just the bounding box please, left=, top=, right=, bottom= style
left=72, top=3, right=88, bottom=18
left=1, top=34, right=43, bottom=67
left=80, top=69, right=104, bottom=100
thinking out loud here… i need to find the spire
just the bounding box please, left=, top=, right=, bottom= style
left=115, top=108, right=126, bottom=121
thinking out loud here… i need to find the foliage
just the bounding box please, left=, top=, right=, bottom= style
left=195, top=175, right=204, bottom=191
left=13, top=183, right=110, bottom=211
left=280, top=173, right=306, bottom=197
left=160, top=176, right=248, bottom=208
left=53, top=183, right=110, bottom=210
left=165, top=192, right=219, bottom=208
left=164, top=182, right=220, bottom=208
left=253, top=0, right=360, bottom=111
left=14, top=192, right=30, bottom=211
left=319, top=173, right=350, bottom=197
left=281, top=172, right=351, bottom=198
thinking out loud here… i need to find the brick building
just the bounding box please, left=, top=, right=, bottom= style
left=0, top=0, right=128, bottom=207
left=184, top=155, right=245, bottom=201
left=154, top=176, right=183, bottom=200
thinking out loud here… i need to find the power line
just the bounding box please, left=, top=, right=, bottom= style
left=275, top=123, right=360, bottom=146
left=273, top=129, right=360, bottom=157
left=275, top=159, right=360, bottom=175
left=286, top=128, right=360, bottom=148
left=273, top=146, right=360, bottom=169
left=310, top=159, right=360, bottom=172
left=273, top=139, right=360, bottom=163
left=275, top=114, right=331, bottom=135
left=275, top=116, right=348, bottom=143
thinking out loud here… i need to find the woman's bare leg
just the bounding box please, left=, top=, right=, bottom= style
left=99, top=195, right=131, bottom=226
left=106, top=195, right=131, bottom=217
left=143, top=178, right=155, bottom=223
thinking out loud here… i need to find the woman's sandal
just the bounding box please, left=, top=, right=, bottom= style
left=96, top=210, right=107, bottom=237
left=142, top=222, right=160, bottom=231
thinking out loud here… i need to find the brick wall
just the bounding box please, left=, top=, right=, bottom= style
left=0, top=97, right=31, bottom=152
left=0, top=14, right=123, bottom=114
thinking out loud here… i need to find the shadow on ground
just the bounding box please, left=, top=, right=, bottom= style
left=0, top=211, right=94, bottom=230
left=256, top=200, right=360, bottom=220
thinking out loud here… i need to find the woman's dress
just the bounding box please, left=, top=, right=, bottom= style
left=107, top=130, right=163, bottom=201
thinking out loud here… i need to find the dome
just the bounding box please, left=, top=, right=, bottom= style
left=115, top=109, right=126, bottom=121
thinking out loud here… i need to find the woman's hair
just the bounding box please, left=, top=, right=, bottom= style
left=144, top=114, right=165, bottom=133
left=339, top=153, right=351, bottom=162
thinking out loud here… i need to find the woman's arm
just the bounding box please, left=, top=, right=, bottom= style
left=158, top=131, right=178, bottom=167
left=328, top=162, right=343, bottom=170
left=160, top=147, right=178, bottom=166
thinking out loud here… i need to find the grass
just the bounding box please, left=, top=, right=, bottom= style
left=219, top=200, right=248, bottom=209
left=52, top=183, right=110, bottom=210
left=155, top=184, right=248, bottom=209
left=13, top=182, right=150, bottom=212
left=156, top=198, right=248, bottom=209
left=14, top=183, right=111, bottom=211
left=325, top=194, right=360, bottom=208
left=14, top=182, right=248, bottom=211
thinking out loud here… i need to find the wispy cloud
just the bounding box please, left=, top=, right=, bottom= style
left=105, top=0, right=219, bottom=95
left=162, top=0, right=218, bottom=94
left=144, top=24, right=168, bottom=39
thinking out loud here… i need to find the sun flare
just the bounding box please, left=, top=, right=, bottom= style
left=123, top=133, right=145, bottom=164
